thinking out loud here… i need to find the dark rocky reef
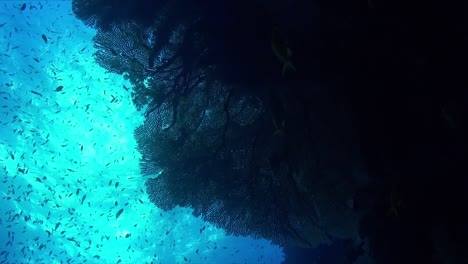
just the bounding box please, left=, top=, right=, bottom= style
left=73, top=0, right=468, bottom=262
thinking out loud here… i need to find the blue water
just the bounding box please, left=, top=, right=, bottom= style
left=0, top=1, right=284, bottom=263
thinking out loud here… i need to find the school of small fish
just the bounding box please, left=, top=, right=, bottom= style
left=0, top=2, right=283, bottom=264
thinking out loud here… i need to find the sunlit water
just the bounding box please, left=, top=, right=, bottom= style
left=0, top=1, right=284, bottom=263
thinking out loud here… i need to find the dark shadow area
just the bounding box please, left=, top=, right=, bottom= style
left=72, top=0, right=468, bottom=263
left=283, top=239, right=367, bottom=264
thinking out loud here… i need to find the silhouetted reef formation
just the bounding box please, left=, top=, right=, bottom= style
left=73, top=0, right=468, bottom=263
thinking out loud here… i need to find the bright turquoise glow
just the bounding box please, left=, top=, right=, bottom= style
left=0, top=1, right=284, bottom=263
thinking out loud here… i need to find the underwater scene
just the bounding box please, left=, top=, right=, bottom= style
left=0, top=1, right=284, bottom=263
left=2, top=0, right=468, bottom=264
